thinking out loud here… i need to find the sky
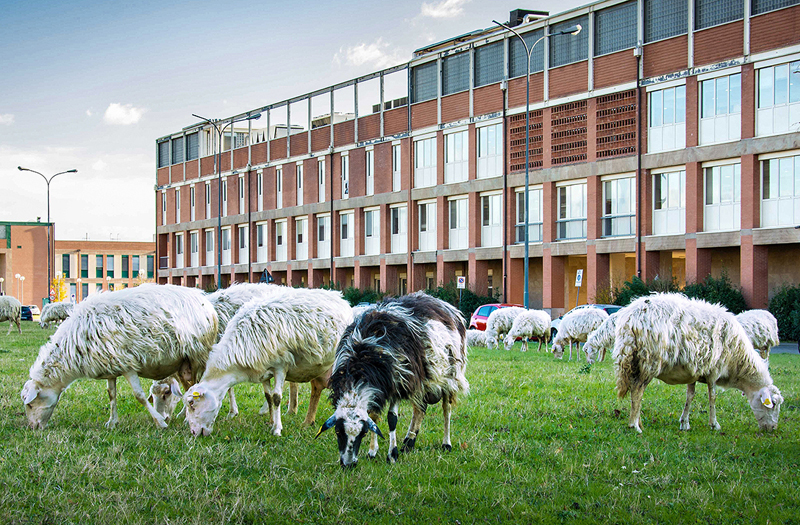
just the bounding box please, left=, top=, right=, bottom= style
left=0, top=0, right=586, bottom=242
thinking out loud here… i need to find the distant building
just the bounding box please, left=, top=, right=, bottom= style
left=0, top=221, right=51, bottom=305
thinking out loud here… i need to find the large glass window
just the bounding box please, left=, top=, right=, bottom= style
left=157, top=141, right=169, bottom=168
left=341, top=155, right=349, bottom=199
left=418, top=201, right=437, bottom=252
left=190, top=186, right=196, bottom=221
left=649, top=85, right=686, bottom=152
left=695, top=0, right=743, bottom=30
left=296, top=218, right=308, bottom=260
left=645, top=0, right=688, bottom=43
left=481, top=193, right=502, bottom=247
left=62, top=254, right=70, bottom=279
left=557, top=183, right=588, bottom=240
left=81, top=254, right=88, bottom=278
left=296, top=165, right=303, bottom=206
left=594, top=1, right=637, bottom=56
left=176, top=188, right=181, bottom=222
left=448, top=197, right=468, bottom=250
left=317, top=215, right=331, bottom=259
left=602, top=177, right=636, bottom=237
left=704, top=163, right=741, bottom=231
left=444, top=131, right=469, bottom=183
left=477, top=123, right=503, bottom=179
left=392, top=144, right=401, bottom=192
left=161, top=192, right=167, bottom=226
left=221, top=228, right=231, bottom=265
left=96, top=255, right=103, bottom=278
left=204, top=230, right=214, bottom=266
left=761, top=155, right=800, bottom=227
left=412, top=61, right=437, bottom=103
left=442, top=52, right=469, bottom=95
left=171, top=136, right=184, bottom=164
left=757, top=60, right=800, bottom=136
left=550, top=16, right=589, bottom=68
left=147, top=255, right=154, bottom=278
left=414, top=137, right=437, bottom=188
left=366, top=150, right=374, bottom=196
left=364, top=209, right=380, bottom=256
left=276, top=167, right=283, bottom=208
left=515, top=187, right=544, bottom=243
left=174, top=236, right=183, bottom=269
left=186, top=132, right=199, bottom=161
left=256, top=223, right=268, bottom=263
left=238, top=225, right=248, bottom=265
left=340, top=212, right=354, bottom=257
left=190, top=232, right=199, bottom=267
left=509, top=29, right=545, bottom=78
left=752, top=0, right=800, bottom=15
left=391, top=206, right=408, bottom=254
left=653, top=170, right=686, bottom=235
left=475, top=42, right=503, bottom=87
left=275, top=222, right=286, bottom=262
left=106, top=255, right=115, bottom=278
left=222, top=180, right=228, bottom=217
left=700, top=73, right=741, bottom=144
left=318, top=158, right=325, bottom=203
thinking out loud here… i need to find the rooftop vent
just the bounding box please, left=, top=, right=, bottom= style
left=509, top=9, right=548, bottom=27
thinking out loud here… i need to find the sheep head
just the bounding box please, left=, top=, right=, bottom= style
left=484, top=330, right=499, bottom=350
left=183, top=385, right=222, bottom=437
left=21, top=380, right=62, bottom=430
left=316, top=390, right=383, bottom=469
left=149, top=378, right=182, bottom=424
left=584, top=342, right=598, bottom=364
left=552, top=342, right=565, bottom=359
left=747, top=385, right=783, bottom=432
left=503, top=334, right=515, bottom=350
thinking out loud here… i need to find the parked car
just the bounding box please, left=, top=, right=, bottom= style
left=469, top=303, right=524, bottom=331
left=28, top=305, right=41, bottom=316
left=550, top=304, right=622, bottom=340
left=20, top=306, right=33, bottom=321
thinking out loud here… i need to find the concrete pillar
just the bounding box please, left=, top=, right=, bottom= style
left=587, top=245, right=610, bottom=303
left=685, top=238, right=711, bottom=285
left=741, top=237, right=768, bottom=309
left=468, top=254, right=489, bottom=296
left=543, top=249, right=565, bottom=313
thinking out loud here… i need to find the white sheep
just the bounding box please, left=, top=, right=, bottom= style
left=20, top=284, right=218, bottom=430
left=466, top=329, right=490, bottom=348
left=484, top=306, right=526, bottom=349
left=148, top=376, right=183, bottom=425
left=504, top=309, right=551, bottom=352
left=552, top=307, right=609, bottom=361
left=584, top=311, right=621, bottom=364
left=183, top=288, right=352, bottom=437
left=614, top=293, right=783, bottom=433
left=0, top=296, right=22, bottom=335
left=736, top=309, right=780, bottom=361
left=39, top=301, right=74, bottom=328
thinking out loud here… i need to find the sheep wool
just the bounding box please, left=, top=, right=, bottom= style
left=552, top=307, right=609, bottom=360
left=736, top=309, right=779, bottom=360
left=485, top=306, right=526, bottom=349
left=0, top=295, right=22, bottom=335
left=39, top=301, right=74, bottom=328
left=583, top=311, right=620, bottom=364
left=504, top=309, right=551, bottom=351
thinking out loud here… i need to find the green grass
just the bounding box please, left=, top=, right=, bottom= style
left=1, top=322, right=799, bottom=524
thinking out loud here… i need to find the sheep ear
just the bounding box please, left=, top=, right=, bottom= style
left=170, top=382, right=183, bottom=398
left=315, top=415, right=336, bottom=439
left=366, top=418, right=384, bottom=439
left=147, top=394, right=154, bottom=405
left=22, top=388, right=38, bottom=405
left=760, top=390, right=774, bottom=409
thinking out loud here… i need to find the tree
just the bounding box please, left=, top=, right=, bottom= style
left=51, top=275, right=68, bottom=302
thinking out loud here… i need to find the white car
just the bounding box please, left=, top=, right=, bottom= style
left=550, top=304, right=622, bottom=341
left=28, top=305, right=41, bottom=316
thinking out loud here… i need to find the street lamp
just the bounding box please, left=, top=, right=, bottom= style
left=191, top=112, right=261, bottom=290
left=0, top=277, right=4, bottom=295
left=76, top=278, right=82, bottom=302
left=492, top=20, right=581, bottom=309
left=18, top=166, right=78, bottom=303
left=20, top=276, right=25, bottom=301
left=15, top=273, right=21, bottom=298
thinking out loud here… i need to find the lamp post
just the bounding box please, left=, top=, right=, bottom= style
left=18, top=166, right=77, bottom=303
left=20, top=276, right=25, bottom=301
left=106, top=275, right=112, bottom=291
left=15, top=273, right=21, bottom=298
left=191, top=112, right=261, bottom=290
left=77, top=278, right=82, bottom=302
left=0, top=277, right=4, bottom=295
left=492, top=20, right=581, bottom=309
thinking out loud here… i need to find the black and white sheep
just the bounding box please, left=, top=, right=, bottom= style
left=20, top=284, right=218, bottom=430
left=39, top=301, right=74, bottom=328
left=503, top=309, right=551, bottom=351
left=0, top=295, right=22, bottom=335
left=551, top=307, right=609, bottom=361
left=614, top=293, right=783, bottom=433
left=736, top=309, right=780, bottom=361
left=183, top=287, right=352, bottom=437
left=316, top=292, right=469, bottom=468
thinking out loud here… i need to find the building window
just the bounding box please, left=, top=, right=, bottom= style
left=176, top=188, right=181, bottom=222
left=81, top=254, right=88, bottom=278
left=392, top=144, right=401, bottom=192
left=364, top=209, right=380, bottom=256
left=276, top=167, right=283, bottom=208
left=645, top=0, right=688, bottom=43
left=161, top=192, right=167, bottom=226
left=105, top=254, right=114, bottom=278
left=648, top=85, right=686, bottom=152
left=704, top=163, right=741, bottom=232
left=190, top=186, right=196, bottom=222
left=131, top=255, right=139, bottom=278
left=186, top=132, right=199, bottom=161
left=700, top=73, right=741, bottom=145
left=62, top=254, right=71, bottom=279
left=171, top=136, right=184, bottom=164
left=391, top=206, right=407, bottom=254
left=222, top=180, right=228, bottom=217
left=444, top=131, right=469, bottom=183
left=81, top=282, right=88, bottom=300
left=175, top=236, right=184, bottom=269
left=474, top=41, right=503, bottom=87
left=190, top=232, right=199, bottom=267
left=318, top=158, right=325, bottom=203
left=761, top=154, right=800, bottom=227
left=147, top=255, right=154, bottom=278
left=257, top=172, right=263, bottom=212
left=341, top=155, right=349, bottom=199
left=340, top=212, right=354, bottom=257
left=275, top=221, right=286, bottom=262
left=481, top=193, right=502, bottom=248
left=477, top=124, right=502, bottom=179
left=653, top=170, right=686, bottom=235
left=442, top=52, right=469, bottom=96
left=757, top=60, right=800, bottom=136
left=594, top=1, right=637, bottom=56
left=157, top=141, right=169, bottom=168
left=296, top=165, right=304, bottom=206
left=96, top=255, right=103, bottom=278
left=317, top=215, right=331, bottom=259
left=602, top=177, right=637, bottom=237
left=366, top=150, right=374, bottom=196
left=557, top=183, right=588, bottom=240
left=752, top=0, right=800, bottom=15
left=448, top=197, right=468, bottom=250
left=695, top=0, right=743, bottom=30
left=414, top=137, right=436, bottom=188
left=411, top=61, right=437, bottom=103
left=515, top=187, right=544, bottom=243
left=205, top=183, right=211, bottom=219
left=221, top=228, right=231, bottom=265
left=204, top=230, right=214, bottom=266
left=509, top=29, right=545, bottom=78
left=238, top=225, right=248, bottom=265
left=295, top=218, right=308, bottom=260
left=550, top=16, right=589, bottom=68
left=238, top=176, right=245, bottom=213
left=256, top=222, right=268, bottom=263
left=418, top=201, right=437, bottom=252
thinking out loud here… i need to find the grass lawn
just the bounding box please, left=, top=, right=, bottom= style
left=1, top=321, right=798, bottom=524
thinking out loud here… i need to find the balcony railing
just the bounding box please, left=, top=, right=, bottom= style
left=556, top=218, right=587, bottom=240
left=515, top=222, right=544, bottom=244
left=602, top=214, right=636, bottom=237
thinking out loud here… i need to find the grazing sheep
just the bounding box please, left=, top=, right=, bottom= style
left=504, top=309, right=552, bottom=352
left=466, top=329, right=491, bottom=348
left=552, top=307, right=609, bottom=361
left=316, top=292, right=468, bottom=468
left=39, top=301, right=74, bottom=328
left=736, top=310, right=780, bottom=361
left=0, top=295, right=22, bottom=335
left=20, top=284, right=218, bottom=430
left=584, top=311, right=621, bottom=364
left=148, top=377, right=183, bottom=425
left=484, top=306, right=526, bottom=349
left=614, top=293, right=783, bottom=433
left=183, top=288, right=352, bottom=437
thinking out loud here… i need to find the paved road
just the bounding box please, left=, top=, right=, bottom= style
left=772, top=341, right=799, bottom=354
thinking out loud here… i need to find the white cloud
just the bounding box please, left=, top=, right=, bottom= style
left=92, top=159, right=107, bottom=171
left=103, top=103, right=145, bottom=125
left=334, top=38, right=405, bottom=69
left=420, top=0, right=470, bottom=18
left=86, top=109, right=93, bottom=117
left=0, top=114, right=14, bottom=125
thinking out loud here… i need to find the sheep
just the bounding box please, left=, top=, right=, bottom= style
left=183, top=287, right=352, bottom=437
left=316, top=292, right=469, bottom=468
left=0, top=295, right=22, bottom=335
left=584, top=311, right=621, bottom=364
left=503, top=309, right=552, bottom=352
left=552, top=307, right=609, bottom=361
left=39, top=301, right=74, bottom=328
left=466, top=328, right=491, bottom=348
left=613, top=293, right=783, bottom=433
left=484, top=306, right=526, bottom=349
left=148, top=376, right=183, bottom=425
left=736, top=309, right=780, bottom=361
left=20, top=284, right=218, bottom=430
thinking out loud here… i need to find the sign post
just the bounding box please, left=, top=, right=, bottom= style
left=457, top=276, right=466, bottom=310
left=574, top=269, right=583, bottom=308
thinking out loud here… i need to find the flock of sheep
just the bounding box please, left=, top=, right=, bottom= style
left=2, top=282, right=786, bottom=468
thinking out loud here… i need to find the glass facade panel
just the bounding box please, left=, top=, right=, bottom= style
left=509, top=29, right=545, bottom=77
left=752, top=0, right=800, bottom=14
left=412, top=61, right=437, bottom=103
left=474, top=41, right=503, bottom=87
left=695, top=0, right=743, bottom=30
left=550, top=16, right=589, bottom=68
left=645, top=0, right=688, bottom=42
left=594, top=1, right=637, bottom=56
left=442, top=52, right=469, bottom=95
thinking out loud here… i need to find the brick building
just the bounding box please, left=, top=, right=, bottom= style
left=155, top=0, right=800, bottom=316
left=0, top=221, right=51, bottom=306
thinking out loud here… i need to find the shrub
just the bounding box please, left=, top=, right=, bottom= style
left=683, top=272, right=747, bottom=314
left=769, top=284, right=800, bottom=342
left=610, top=275, right=680, bottom=306
left=426, top=281, right=498, bottom=322
left=341, top=286, right=384, bottom=307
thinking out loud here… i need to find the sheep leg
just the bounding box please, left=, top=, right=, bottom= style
left=268, top=369, right=286, bottom=436
left=258, top=382, right=272, bottom=416
left=226, top=388, right=239, bottom=419
left=301, top=375, right=326, bottom=426
left=105, top=378, right=119, bottom=429
left=521, top=339, right=528, bottom=352
left=537, top=337, right=543, bottom=352
left=679, top=382, right=696, bottom=431
left=401, top=405, right=426, bottom=453
left=707, top=383, right=720, bottom=430
left=628, top=382, right=648, bottom=433
left=368, top=411, right=380, bottom=459
left=441, top=397, right=452, bottom=452
left=568, top=342, right=573, bottom=361
left=287, top=382, right=299, bottom=415
left=386, top=402, right=400, bottom=463
left=122, top=372, right=167, bottom=429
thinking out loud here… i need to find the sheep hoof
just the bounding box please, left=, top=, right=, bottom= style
left=679, top=422, right=690, bottom=431
left=387, top=447, right=399, bottom=463
left=442, top=444, right=452, bottom=452
left=710, top=422, right=721, bottom=431
left=154, top=418, right=168, bottom=430
left=368, top=449, right=378, bottom=459
left=401, top=438, right=416, bottom=453
left=226, top=411, right=239, bottom=420
left=105, top=419, right=117, bottom=430
left=271, top=427, right=282, bottom=437
left=300, top=419, right=314, bottom=427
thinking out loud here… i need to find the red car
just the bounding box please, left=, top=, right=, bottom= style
left=469, top=303, right=524, bottom=331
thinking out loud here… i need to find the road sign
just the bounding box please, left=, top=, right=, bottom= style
left=575, top=269, right=584, bottom=288
left=456, top=276, right=466, bottom=289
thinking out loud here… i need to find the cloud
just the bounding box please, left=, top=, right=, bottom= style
left=92, top=159, right=107, bottom=171
left=420, top=0, right=469, bottom=18
left=0, top=114, right=14, bottom=125
left=334, top=38, right=406, bottom=69
left=86, top=109, right=93, bottom=117
left=103, top=103, right=145, bottom=125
